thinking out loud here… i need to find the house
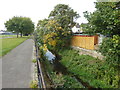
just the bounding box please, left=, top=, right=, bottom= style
left=72, top=23, right=83, bottom=33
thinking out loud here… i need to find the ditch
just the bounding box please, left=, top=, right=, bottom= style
left=39, top=49, right=96, bottom=89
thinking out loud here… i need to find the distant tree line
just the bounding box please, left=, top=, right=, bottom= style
left=4, top=16, right=34, bottom=38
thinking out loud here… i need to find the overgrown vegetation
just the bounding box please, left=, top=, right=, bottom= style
left=99, top=35, right=120, bottom=67
left=39, top=47, right=84, bottom=88
left=34, top=4, right=83, bottom=88
left=51, top=72, right=84, bottom=88
left=34, top=2, right=120, bottom=89
left=32, top=59, right=37, bottom=63
left=82, top=2, right=120, bottom=36
left=81, top=2, right=120, bottom=88
left=30, top=80, right=38, bottom=88
left=58, top=48, right=119, bottom=88
left=82, top=2, right=120, bottom=68
left=38, top=45, right=119, bottom=88
left=35, top=4, right=79, bottom=54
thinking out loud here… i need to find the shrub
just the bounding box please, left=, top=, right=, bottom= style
left=99, top=35, right=120, bottom=66
left=59, top=48, right=119, bottom=88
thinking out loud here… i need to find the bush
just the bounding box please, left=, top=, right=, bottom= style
left=99, top=35, right=120, bottom=66
left=59, top=48, right=119, bottom=88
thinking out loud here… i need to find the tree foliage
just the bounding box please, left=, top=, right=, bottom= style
left=99, top=35, right=120, bottom=67
left=36, top=19, right=49, bottom=45
left=5, top=16, right=34, bottom=37
left=82, top=2, right=120, bottom=36
left=36, top=4, right=79, bottom=52
left=82, top=2, right=120, bottom=76
left=44, top=20, right=72, bottom=51
left=49, top=4, right=80, bottom=29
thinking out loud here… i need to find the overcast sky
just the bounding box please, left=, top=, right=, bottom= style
left=0, top=0, right=96, bottom=30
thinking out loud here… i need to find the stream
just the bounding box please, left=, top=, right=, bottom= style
left=45, top=50, right=95, bottom=89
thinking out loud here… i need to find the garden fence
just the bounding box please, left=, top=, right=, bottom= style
left=71, top=35, right=98, bottom=50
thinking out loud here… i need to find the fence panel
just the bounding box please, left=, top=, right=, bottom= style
left=71, top=35, right=98, bottom=50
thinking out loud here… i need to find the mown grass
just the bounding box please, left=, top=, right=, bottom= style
left=0, top=35, right=17, bottom=38
left=0, top=37, right=29, bottom=57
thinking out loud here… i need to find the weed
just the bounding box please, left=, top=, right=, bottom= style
left=59, top=48, right=119, bottom=88
left=32, top=59, right=37, bottom=63
left=30, top=80, right=38, bottom=88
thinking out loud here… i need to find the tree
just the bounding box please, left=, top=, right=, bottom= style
left=83, top=2, right=120, bottom=76
left=49, top=4, right=80, bottom=29
left=5, top=16, right=34, bottom=37
left=99, top=35, right=120, bottom=67
left=36, top=19, right=49, bottom=45
left=5, top=16, right=21, bottom=37
left=20, top=17, right=34, bottom=36
left=44, top=20, right=72, bottom=51
left=48, top=4, right=79, bottom=51
left=36, top=4, right=80, bottom=53
left=82, top=2, right=120, bottom=36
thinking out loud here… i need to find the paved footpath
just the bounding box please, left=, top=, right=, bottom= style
left=2, top=39, right=33, bottom=88
left=0, top=58, right=2, bottom=89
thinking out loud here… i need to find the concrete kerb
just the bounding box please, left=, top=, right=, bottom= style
left=31, top=40, right=38, bottom=85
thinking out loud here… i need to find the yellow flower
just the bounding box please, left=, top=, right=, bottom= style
left=58, top=27, right=62, bottom=30
left=43, top=44, right=47, bottom=51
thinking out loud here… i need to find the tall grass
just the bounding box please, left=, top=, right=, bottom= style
left=0, top=37, right=28, bottom=57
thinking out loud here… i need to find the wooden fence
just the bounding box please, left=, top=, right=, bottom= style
left=71, top=35, right=98, bottom=50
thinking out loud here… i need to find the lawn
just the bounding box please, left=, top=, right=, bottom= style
left=0, top=35, right=17, bottom=38
left=0, top=37, right=29, bottom=57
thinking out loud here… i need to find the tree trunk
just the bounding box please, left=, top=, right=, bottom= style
left=17, top=32, right=19, bottom=38
left=20, top=32, right=22, bottom=37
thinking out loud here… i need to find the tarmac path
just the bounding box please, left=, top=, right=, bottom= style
left=0, top=58, right=2, bottom=89
left=2, top=39, right=33, bottom=88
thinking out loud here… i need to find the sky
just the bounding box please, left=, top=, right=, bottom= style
left=0, top=0, right=97, bottom=30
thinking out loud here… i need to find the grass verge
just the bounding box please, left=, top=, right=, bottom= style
left=0, top=37, right=28, bottom=56
left=0, top=35, right=17, bottom=38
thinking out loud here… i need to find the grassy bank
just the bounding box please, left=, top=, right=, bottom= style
left=0, top=37, right=28, bottom=56
left=41, top=60, right=84, bottom=88
left=39, top=48, right=84, bottom=88
left=58, top=49, right=119, bottom=88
